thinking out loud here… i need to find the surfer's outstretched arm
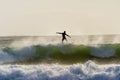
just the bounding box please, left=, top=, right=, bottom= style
left=66, top=34, right=71, bottom=38
left=56, top=32, right=62, bottom=34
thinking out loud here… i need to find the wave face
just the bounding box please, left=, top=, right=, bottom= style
left=0, top=61, right=120, bottom=80
left=1, top=43, right=120, bottom=64
left=0, top=36, right=120, bottom=64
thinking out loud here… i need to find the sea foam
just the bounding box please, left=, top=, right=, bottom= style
left=0, top=61, right=120, bottom=80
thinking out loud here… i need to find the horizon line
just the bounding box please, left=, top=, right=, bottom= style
left=0, top=34, right=120, bottom=37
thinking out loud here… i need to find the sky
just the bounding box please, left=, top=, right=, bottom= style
left=0, top=0, right=120, bottom=36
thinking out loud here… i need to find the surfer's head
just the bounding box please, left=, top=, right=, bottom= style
left=64, top=31, right=66, bottom=33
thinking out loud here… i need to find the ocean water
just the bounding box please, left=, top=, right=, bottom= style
left=1, top=35, right=120, bottom=80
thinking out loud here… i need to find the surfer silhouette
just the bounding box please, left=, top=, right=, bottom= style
left=56, top=31, right=71, bottom=43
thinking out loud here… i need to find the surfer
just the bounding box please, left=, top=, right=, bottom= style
left=56, top=31, right=71, bottom=43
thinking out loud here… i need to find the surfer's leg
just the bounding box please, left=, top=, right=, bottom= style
left=62, top=38, right=64, bottom=43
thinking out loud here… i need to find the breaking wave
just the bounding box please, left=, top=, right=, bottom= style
left=0, top=36, right=120, bottom=80
left=0, top=61, right=120, bottom=80
left=0, top=43, right=120, bottom=64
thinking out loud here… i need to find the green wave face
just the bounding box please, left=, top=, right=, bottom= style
left=33, top=44, right=91, bottom=63
left=2, top=44, right=120, bottom=64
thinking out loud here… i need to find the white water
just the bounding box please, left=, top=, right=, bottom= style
left=0, top=61, right=120, bottom=80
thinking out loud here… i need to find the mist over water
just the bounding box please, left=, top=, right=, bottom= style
left=4, top=35, right=120, bottom=47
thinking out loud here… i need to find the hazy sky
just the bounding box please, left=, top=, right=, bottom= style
left=0, top=0, right=120, bottom=36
